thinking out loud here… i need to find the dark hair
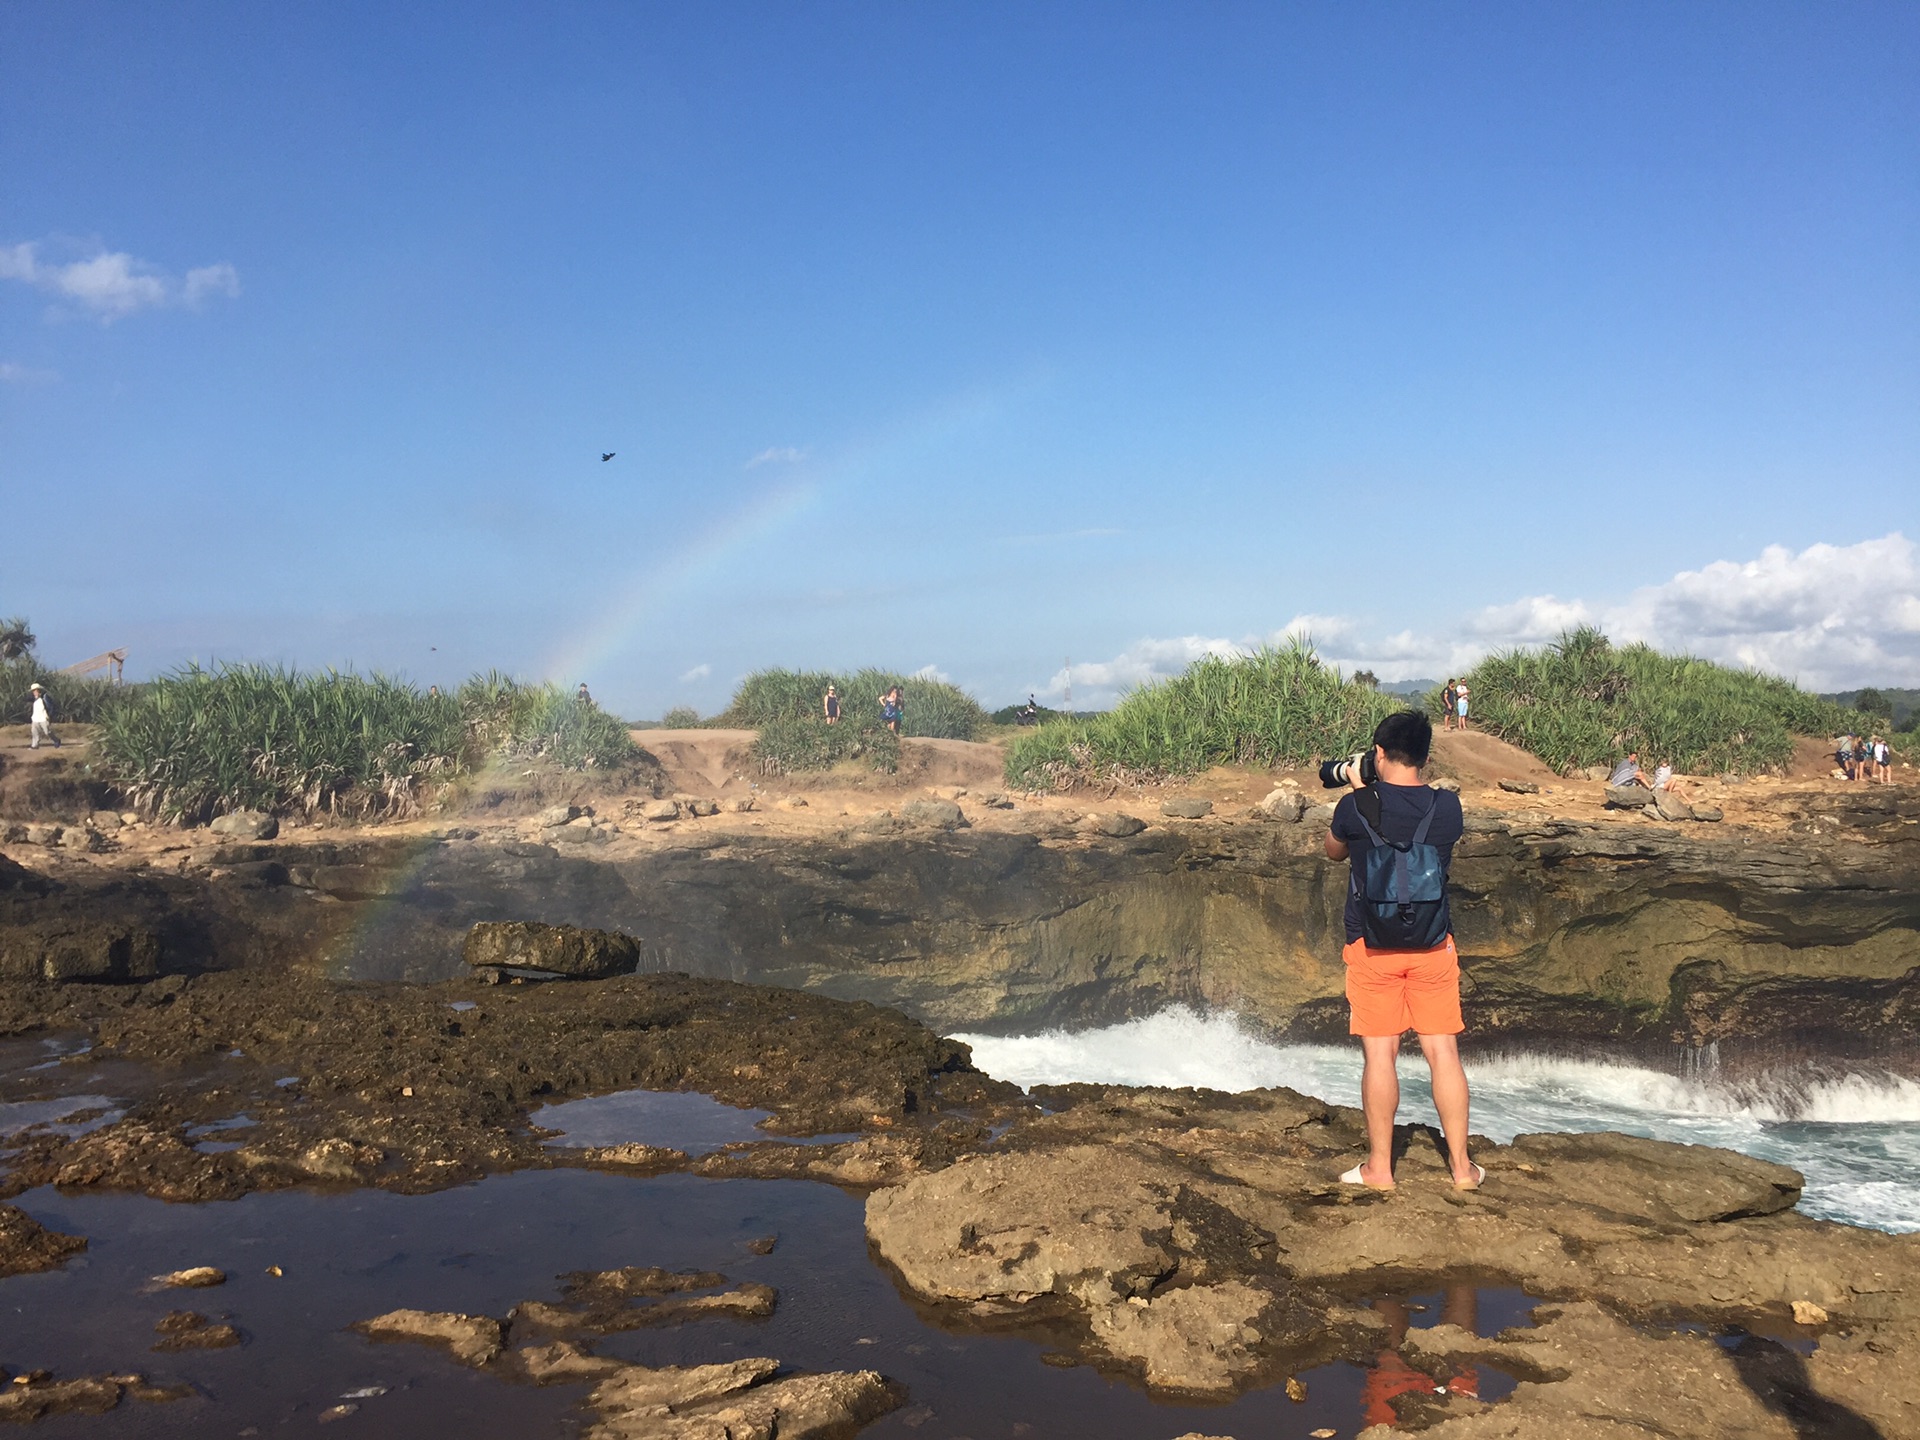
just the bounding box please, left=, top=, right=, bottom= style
left=1373, top=709, right=1432, bottom=767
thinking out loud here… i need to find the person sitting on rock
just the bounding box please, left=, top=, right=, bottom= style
left=1651, top=761, right=1691, bottom=799
left=1608, top=753, right=1652, bottom=789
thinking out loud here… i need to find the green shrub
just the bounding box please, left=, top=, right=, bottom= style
left=1004, top=640, right=1403, bottom=790
left=661, top=706, right=701, bottom=729
left=97, top=664, right=643, bottom=822
left=721, top=665, right=984, bottom=773
left=1, top=659, right=132, bottom=728
left=1451, top=626, right=1867, bottom=775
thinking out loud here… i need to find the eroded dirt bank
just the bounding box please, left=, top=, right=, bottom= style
left=5, top=777, right=1917, bottom=1062
left=1, top=968, right=1915, bottom=1437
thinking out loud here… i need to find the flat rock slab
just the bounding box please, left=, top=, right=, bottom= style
left=1161, top=798, right=1213, bottom=819
left=1505, top=1130, right=1801, bottom=1224
left=0, top=1203, right=86, bottom=1277
left=586, top=1359, right=899, bottom=1440
left=899, top=798, right=967, bottom=829
left=1604, top=785, right=1654, bottom=808
left=1089, top=813, right=1147, bottom=837
left=463, top=921, right=639, bottom=979
left=353, top=1309, right=504, bottom=1367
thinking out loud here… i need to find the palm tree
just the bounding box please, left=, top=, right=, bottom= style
left=0, top=617, right=35, bottom=662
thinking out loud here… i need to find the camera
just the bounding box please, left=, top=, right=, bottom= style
left=1318, top=749, right=1378, bottom=789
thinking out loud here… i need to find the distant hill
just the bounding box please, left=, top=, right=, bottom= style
left=1821, top=687, right=1920, bottom=730
left=1378, top=678, right=1439, bottom=697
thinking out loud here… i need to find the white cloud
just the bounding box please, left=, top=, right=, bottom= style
left=912, top=663, right=953, bottom=683
left=745, top=446, right=804, bottom=470
left=1046, top=634, right=1242, bottom=705
left=1053, top=534, right=1920, bottom=703
left=678, top=662, right=712, bottom=683
left=0, top=240, right=241, bottom=322
left=0, top=361, right=56, bottom=384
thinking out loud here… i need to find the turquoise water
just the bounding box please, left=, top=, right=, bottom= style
left=954, top=1007, right=1920, bottom=1234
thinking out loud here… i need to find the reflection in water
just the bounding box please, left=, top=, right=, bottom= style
left=1364, top=1286, right=1490, bottom=1428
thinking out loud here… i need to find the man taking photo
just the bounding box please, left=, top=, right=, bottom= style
left=1322, top=709, right=1481, bottom=1190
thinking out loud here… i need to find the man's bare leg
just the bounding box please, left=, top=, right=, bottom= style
left=1417, top=1032, right=1477, bottom=1185
left=1359, top=1034, right=1401, bottom=1187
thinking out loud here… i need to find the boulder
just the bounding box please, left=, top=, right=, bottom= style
left=684, top=799, right=720, bottom=818
left=724, top=797, right=756, bottom=813
left=1654, top=790, right=1695, bottom=822
left=586, top=1359, right=898, bottom=1439
left=1581, top=764, right=1612, bottom=781
left=209, top=811, right=278, bottom=841
left=1302, top=802, right=1337, bottom=828
left=24, top=823, right=62, bottom=846
left=1692, top=806, right=1724, bottom=822
left=1256, top=788, right=1306, bottom=822
left=1430, top=776, right=1461, bottom=792
left=1090, top=813, right=1147, bottom=838
left=352, top=1309, right=503, bottom=1367
left=152, top=1309, right=242, bottom=1350
left=153, top=1266, right=225, bottom=1289
left=639, top=800, right=680, bottom=822
left=899, top=799, right=967, bottom=830
left=463, top=921, right=640, bottom=980
left=979, top=792, right=1015, bottom=809
left=550, top=818, right=613, bottom=845
left=1604, top=785, right=1654, bottom=809
left=1160, top=797, right=1212, bottom=819
left=58, top=827, right=108, bottom=852
left=535, top=804, right=580, bottom=828
left=1499, top=779, right=1540, bottom=794
left=87, top=811, right=122, bottom=832
left=777, top=796, right=808, bottom=810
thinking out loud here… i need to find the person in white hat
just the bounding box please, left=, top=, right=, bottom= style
left=27, top=682, right=60, bottom=749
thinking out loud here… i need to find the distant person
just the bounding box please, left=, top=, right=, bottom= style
left=1454, top=681, right=1470, bottom=731
left=577, top=682, right=593, bottom=707
left=823, top=685, right=840, bottom=724
left=1441, top=679, right=1458, bottom=731
left=1874, top=735, right=1892, bottom=784
left=1835, top=734, right=1856, bottom=781
left=1651, top=760, right=1691, bottom=800
left=27, top=682, right=59, bottom=749
left=428, top=685, right=439, bottom=697
left=1017, top=693, right=1040, bottom=726
left=1609, top=752, right=1651, bottom=789
left=1852, top=734, right=1872, bottom=783
left=1323, top=709, right=1479, bottom=1191
left=879, top=685, right=903, bottom=735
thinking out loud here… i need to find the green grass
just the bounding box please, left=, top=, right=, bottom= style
left=718, top=666, right=986, bottom=774
left=1449, top=626, right=1869, bottom=775
left=97, top=664, right=644, bottom=823
left=2, top=658, right=134, bottom=729
left=1004, top=640, right=1402, bottom=790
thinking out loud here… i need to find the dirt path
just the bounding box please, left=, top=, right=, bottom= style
left=1428, top=728, right=1563, bottom=787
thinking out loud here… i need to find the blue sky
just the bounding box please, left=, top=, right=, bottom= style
left=4, top=3, right=1917, bottom=712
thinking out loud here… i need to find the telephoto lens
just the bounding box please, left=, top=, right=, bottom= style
left=1317, top=750, right=1378, bottom=789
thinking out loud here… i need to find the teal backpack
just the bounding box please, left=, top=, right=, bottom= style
left=1350, top=787, right=1451, bottom=950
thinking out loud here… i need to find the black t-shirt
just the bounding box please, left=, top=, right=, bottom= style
left=1329, top=782, right=1465, bottom=943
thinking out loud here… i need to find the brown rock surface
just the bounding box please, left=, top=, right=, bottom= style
left=353, top=1309, right=504, bottom=1366
left=0, top=1203, right=85, bottom=1277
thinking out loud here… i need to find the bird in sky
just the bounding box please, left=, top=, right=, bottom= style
left=601, top=452, right=615, bottom=462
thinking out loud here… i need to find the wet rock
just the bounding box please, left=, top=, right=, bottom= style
left=515, top=1282, right=776, bottom=1335
left=1256, top=788, right=1306, bottom=822
left=152, top=1266, right=225, bottom=1288
left=353, top=1309, right=504, bottom=1367
left=1090, top=813, right=1147, bottom=838
left=0, top=1374, right=124, bottom=1420
left=295, top=1137, right=385, bottom=1181
left=1160, top=798, right=1212, bottom=819
left=0, top=1203, right=86, bottom=1277
left=12, top=924, right=163, bottom=982
left=585, top=1359, right=899, bottom=1440
left=579, top=1143, right=687, bottom=1170
left=900, top=799, right=966, bottom=830
left=1790, top=1299, right=1829, bottom=1325
left=1604, top=784, right=1654, bottom=809
left=1504, top=1130, right=1801, bottom=1223
left=209, top=811, right=278, bottom=841
left=463, top=920, right=640, bottom=979
left=1085, top=1280, right=1273, bottom=1393
left=152, top=1309, right=242, bottom=1350
left=515, top=1339, right=627, bottom=1384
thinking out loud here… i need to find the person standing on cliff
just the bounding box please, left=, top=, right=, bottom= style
left=1323, top=709, right=1480, bottom=1190
left=27, top=682, right=60, bottom=749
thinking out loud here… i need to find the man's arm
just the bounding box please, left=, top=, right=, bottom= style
left=1324, top=832, right=1349, bottom=860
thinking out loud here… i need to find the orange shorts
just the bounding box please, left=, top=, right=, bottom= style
left=1342, top=934, right=1463, bottom=1037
